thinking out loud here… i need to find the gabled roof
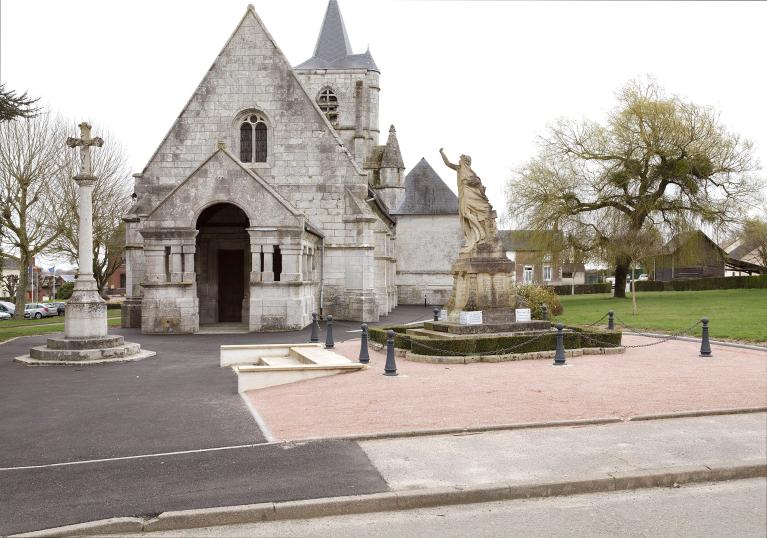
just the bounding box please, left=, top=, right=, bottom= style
left=661, top=230, right=726, bottom=256
left=728, top=238, right=762, bottom=260
left=146, top=145, right=304, bottom=224
left=392, top=158, right=458, bottom=215
left=295, top=0, right=379, bottom=72
left=499, top=230, right=564, bottom=252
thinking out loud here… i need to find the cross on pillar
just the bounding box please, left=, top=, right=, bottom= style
left=66, top=122, right=103, bottom=177
left=66, top=122, right=103, bottom=281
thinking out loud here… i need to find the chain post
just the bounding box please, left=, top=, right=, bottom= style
left=310, top=312, right=319, bottom=343
left=553, top=323, right=566, bottom=365
left=359, top=323, right=370, bottom=364
left=384, top=329, right=398, bottom=376
left=324, top=315, right=334, bottom=349
left=608, top=311, right=615, bottom=330
left=542, top=304, right=549, bottom=321
left=433, top=307, right=440, bottom=321
left=699, top=318, right=712, bottom=357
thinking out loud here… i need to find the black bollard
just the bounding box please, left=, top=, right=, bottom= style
left=541, top=304, right=549, bottom=321
left=310, top=312, right=319, bottom=343
left=607, top=311, right=615, bottom=330
left=553, top=323, right=566, bottom=366
left=359, top=323, right=370, bottom=364
left=384, top=329, right=398, bottom=376
left=433, top=306, right=440, bottom=321
left=700, top=317, right=712, bottom=357
left=424, top=295, right=427, bottom=307
left=325, top=315, right=334, bottom=349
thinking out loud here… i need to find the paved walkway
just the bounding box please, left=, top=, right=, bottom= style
left=247, top=335, right=767, bottom=441
left=361, top=413, right=766, bottom=490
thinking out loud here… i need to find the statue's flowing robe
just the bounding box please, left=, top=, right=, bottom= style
left=457, top=161, right=493, bottom=251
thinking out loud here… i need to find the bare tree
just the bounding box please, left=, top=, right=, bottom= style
left=507, top=78, right=760, bottom=297
left=739, top=217, right=767, bottom=268
left=1, top=274, right=19, bottom=298
left=49, top=126, right=132, bottom=296
left=0, top=112, right=67, bottom=318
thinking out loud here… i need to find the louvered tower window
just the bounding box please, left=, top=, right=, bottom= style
left=239, top=114, right=268, bottom=163
left=317, top=88, right=338, bottom=123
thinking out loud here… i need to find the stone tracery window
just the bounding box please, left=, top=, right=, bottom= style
left=317, top=88, right=338, bottom=123
left=239, top=113, right=268, bottom=163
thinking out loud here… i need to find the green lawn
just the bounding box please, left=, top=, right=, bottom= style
left=0, top=313, right=122, bottom=342
left=556, top=289, right=767, bottom=343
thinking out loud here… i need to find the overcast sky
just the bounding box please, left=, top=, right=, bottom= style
left=1, top=0, right=765, bottom=231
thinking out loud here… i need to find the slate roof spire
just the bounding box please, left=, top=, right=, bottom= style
left=381, top=125, right=405, bottom=169
left=295, top=0, right=380, bottom=72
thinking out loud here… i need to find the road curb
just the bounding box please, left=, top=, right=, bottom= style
left=13, top=463, right=766, bottom=536
left=305, top=416, right=623, bottom=443
left=629, top=406, right=767, bottom=421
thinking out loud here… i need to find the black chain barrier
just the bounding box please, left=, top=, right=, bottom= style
left=580, top=320, right=703, bottom=349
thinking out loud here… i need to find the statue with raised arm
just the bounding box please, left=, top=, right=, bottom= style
left=440, top=148, right=499, bottom=254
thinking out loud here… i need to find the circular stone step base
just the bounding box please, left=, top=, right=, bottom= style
left=29, top=342, right=141, bottom=361
left=15, top=347, right=156, bottom=366
left=46, top=335, right=125, bottom=350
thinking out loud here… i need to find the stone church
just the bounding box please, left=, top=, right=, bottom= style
left=123, top=1, right=461, bottom=333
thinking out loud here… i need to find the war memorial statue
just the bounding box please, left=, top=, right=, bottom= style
left=439, top=149, right=522, bottom=326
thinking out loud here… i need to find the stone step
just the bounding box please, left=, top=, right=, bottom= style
left=29, top=342, right=141, bottom=362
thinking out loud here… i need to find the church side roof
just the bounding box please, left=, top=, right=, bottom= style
left=392, top=158, right=459, bottom=215
left=294, top=0, right=380, bottom=72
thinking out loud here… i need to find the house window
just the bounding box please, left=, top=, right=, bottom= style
left=317, top=88, right=338, bottom=123
left=523, top=265, right=533, bottom=283
left=562, top=271, right=573, bottom=279
left=543, top=265, right=552, bottom=282
left=239, top=113, right=268, bottom=163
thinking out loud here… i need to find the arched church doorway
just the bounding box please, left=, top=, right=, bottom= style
left=195, top=203, right=250, bottom=326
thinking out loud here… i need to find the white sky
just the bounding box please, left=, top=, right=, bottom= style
left=1, top=0, right=766, bottom=236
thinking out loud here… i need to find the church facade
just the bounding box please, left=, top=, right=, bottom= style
left=123, top=1, right=460, bottom=333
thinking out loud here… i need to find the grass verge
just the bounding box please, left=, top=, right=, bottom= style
left=556, top=289, right=766, bottom=343
left=0, top=314, right=122, bottom=343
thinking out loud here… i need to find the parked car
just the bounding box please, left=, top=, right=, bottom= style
left=605, top=277, right=616, bottom=288
left=637, top=274, right=649, bottom=281
left=0, top=301, right=16, bottom=315
left=46, top=302, right=66, bottom=316
left=24, top=303, right=58, bottom=319
left=0, top=311, right=10, bottom=320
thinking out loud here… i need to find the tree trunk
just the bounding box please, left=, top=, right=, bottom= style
left=613, top=256, right=630, bottom=298
left=14, top=251, right=29, bottom=319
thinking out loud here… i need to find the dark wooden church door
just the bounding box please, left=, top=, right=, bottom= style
left=218, top=249, right=244, bottom=322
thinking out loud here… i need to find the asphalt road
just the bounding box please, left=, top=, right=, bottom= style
left=0, top=306, right=428, bottom=535
left=0, top=440, right=389, bottom=535
left=137, top=479, right=767, bottom=537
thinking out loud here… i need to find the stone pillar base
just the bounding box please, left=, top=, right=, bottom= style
left=445, top=254, right=518, bottom=324
left=64, top=277, right=107, bottom=339
left=121, top=297, right=143, bottom=329
left=15, top=334, right=155, bottom=366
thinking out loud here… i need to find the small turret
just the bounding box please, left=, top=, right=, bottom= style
left=366, top=125, right=406, bottom=209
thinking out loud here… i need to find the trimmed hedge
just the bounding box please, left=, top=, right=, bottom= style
left=550, top=283, right=611, bottom=295
left=370, top=323, right=622, bottom=357
left=634, top=274, right=767, bottom=292
left=368, top=324, right=413, bottom=350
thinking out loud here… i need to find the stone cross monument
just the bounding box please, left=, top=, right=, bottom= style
left=64, top=122, right=107, bottom=338
left=13, top=122, right=153, bottom=365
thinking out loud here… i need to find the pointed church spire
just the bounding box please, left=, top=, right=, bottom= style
left=381, top=125, right=405, bottom=169
left=314, top=0, right=352, bottom=61
left=295, top=0, right=379, bottom=72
